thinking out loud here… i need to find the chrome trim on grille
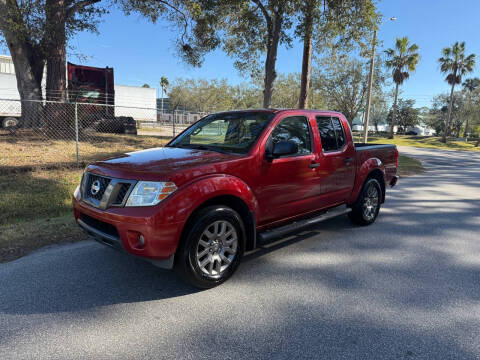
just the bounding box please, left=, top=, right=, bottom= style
left=82, top=172, right=137, bottom=210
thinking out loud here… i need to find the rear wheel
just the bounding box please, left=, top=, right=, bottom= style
left=175, top=206, right=245, bottom=288
left=2, top=117, right=19, bottom=128
left=349, top=178, right=382, bottom=225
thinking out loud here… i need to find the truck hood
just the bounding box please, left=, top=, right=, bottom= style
left=87, top=146, right=242, bottom=181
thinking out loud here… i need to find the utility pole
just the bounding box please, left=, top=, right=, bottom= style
left=160, top=82, right=164, bottom=116
left=363, top=29, right=377, bottom=143
left=363, top=17, right=396, bottom=143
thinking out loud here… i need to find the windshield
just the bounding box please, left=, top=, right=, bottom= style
left=168, top=111, right=274, bottom=154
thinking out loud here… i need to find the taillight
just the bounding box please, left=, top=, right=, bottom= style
left=395, top=148, right=399, bottom=168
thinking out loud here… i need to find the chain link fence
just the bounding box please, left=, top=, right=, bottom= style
left=0, top=98, right=207, bottom=171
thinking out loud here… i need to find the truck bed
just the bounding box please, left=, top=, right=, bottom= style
left=354, top=143, right=398, bottom=182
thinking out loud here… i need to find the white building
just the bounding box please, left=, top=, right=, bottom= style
left=114, top=84, right=157, bottom=121
left=352, top=124, right=398, bottom=134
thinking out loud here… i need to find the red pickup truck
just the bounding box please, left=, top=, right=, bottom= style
left=73, top=109, right=398, bottom=288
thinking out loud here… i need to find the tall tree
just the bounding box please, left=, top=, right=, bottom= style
left=297, top=0, right=377, bottom=109
left=0, top=0, right=105, bottom=124
left=385, top=37, right=419, bottom=139
left=0, top=0, right=209, bottom=126
left=313, top=53, right=385, bottom=125
left=370, top=90, right=388, bottom=133
left=0, top=0, right=44, bottom=125
left=271, top=73, right=301, bottom=108
left=220, top=0, right=297, bottom=108
left=461, top=77, right=480, bottom=138
left=428, top=92, right=464, bottom=137
left=297, top=0, right=315, bottom=109
left=438, top=41, right=476, bottom=143
left=182, top=0, right=298, bottom=108
left=386, top=98, right=419, bottom=134
left=160, top=76, right=169, bottom=114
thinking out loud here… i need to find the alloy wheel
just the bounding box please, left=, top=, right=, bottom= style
left=195, top=220, right=238, bottom=279
left=362, top=183, right=379, bottom=221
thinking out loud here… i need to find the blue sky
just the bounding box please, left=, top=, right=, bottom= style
left=9, top=1, right=480, bottom=107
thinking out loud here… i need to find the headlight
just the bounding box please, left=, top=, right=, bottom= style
left=125, top=181, right=177, bottom=207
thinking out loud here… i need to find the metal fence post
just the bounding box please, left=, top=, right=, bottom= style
left=173, top=110, right=176, bottom=137
left=74, top=102, right=79, bottom=166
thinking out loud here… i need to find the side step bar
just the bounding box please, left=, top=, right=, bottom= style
left=257, top=204, right=351, bottom=244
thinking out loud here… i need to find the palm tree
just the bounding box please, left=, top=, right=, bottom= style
left=438, top=42, right=476, bottom=143
left=160, top=76, right=169, bottom=115
left=462, top=77, right=480, bottom=139
left=385, top=37, right=420, bottom=139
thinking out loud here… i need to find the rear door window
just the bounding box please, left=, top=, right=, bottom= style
left=316, top=116, right=347, bottom=152
left=316, top=116, right=337, bottom=152
left=332, top=117, right=346, bottom=149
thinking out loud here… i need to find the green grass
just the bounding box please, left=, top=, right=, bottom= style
left=365, top=134, right=480, bottom=152
left=397, top=154, right=424, bottom=177
left=0, top=169, right=82, bottom=226
left=0, top=169, right=85, bottom=262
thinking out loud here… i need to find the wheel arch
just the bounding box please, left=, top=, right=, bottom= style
left=366, top=169, right=386, bottom=203
left=347, top=158, right=386, bottom=205
left=176, top=194, right=257, bottom=266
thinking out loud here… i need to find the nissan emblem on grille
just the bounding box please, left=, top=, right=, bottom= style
left=90, top=180, right=101, bottom=196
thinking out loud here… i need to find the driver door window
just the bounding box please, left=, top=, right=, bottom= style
left=269, top=116, right=312, bottom=156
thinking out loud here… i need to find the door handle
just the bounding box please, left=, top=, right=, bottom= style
left=308, top=162, right=320, bottom=169
left=344, top=157, right=354, bottom=164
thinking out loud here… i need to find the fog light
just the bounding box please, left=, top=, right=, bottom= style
left=126, top=231, right=146, bottom=249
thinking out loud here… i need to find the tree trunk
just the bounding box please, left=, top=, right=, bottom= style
left=45, top=0, right=68, bottom=132
left=454, top=123, right=461, bottom=138
left=464, top=117, right=469, bottom=139
left=263, top=12, right=283, bottom=108
left=1, top=0, right=44, bottom=127
left=389, top=83, right=399, bottom=139
left=442, top=76, right=456, bottom=143
left=45, top=0, right=67, bottom=102
left=298, top=0, right=314, bottom=109
left=464, top=97, right=471, bottom=139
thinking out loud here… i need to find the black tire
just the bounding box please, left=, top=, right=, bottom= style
left=349, top=178, right=382, bottom=226
left=2, top=117, right=19, bottom=128
left=175, top=206, right=245, bottom=289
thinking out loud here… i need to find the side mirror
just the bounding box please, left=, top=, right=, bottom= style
left=267, top=140, right=298, bottom=160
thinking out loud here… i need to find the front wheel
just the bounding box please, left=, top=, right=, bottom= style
left=349, top=178, right=382, bottom=225
left=175, top=206, right=245, bottom=288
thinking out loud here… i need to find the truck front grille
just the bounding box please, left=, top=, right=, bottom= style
left=82, top=173, right=136, bottom=209
left=85, top=174, right=111, bottom=200
left=113, top=183, right=131, bottom=205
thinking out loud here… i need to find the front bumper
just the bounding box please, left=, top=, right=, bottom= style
left=389, top=175, right=399, bottom=187
left=78, top=216, right=125, bottom=252
left=73, top=194, right=184, bottom=264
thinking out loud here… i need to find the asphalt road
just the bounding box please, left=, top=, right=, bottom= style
left=1, top=146, right=479, bottom=359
